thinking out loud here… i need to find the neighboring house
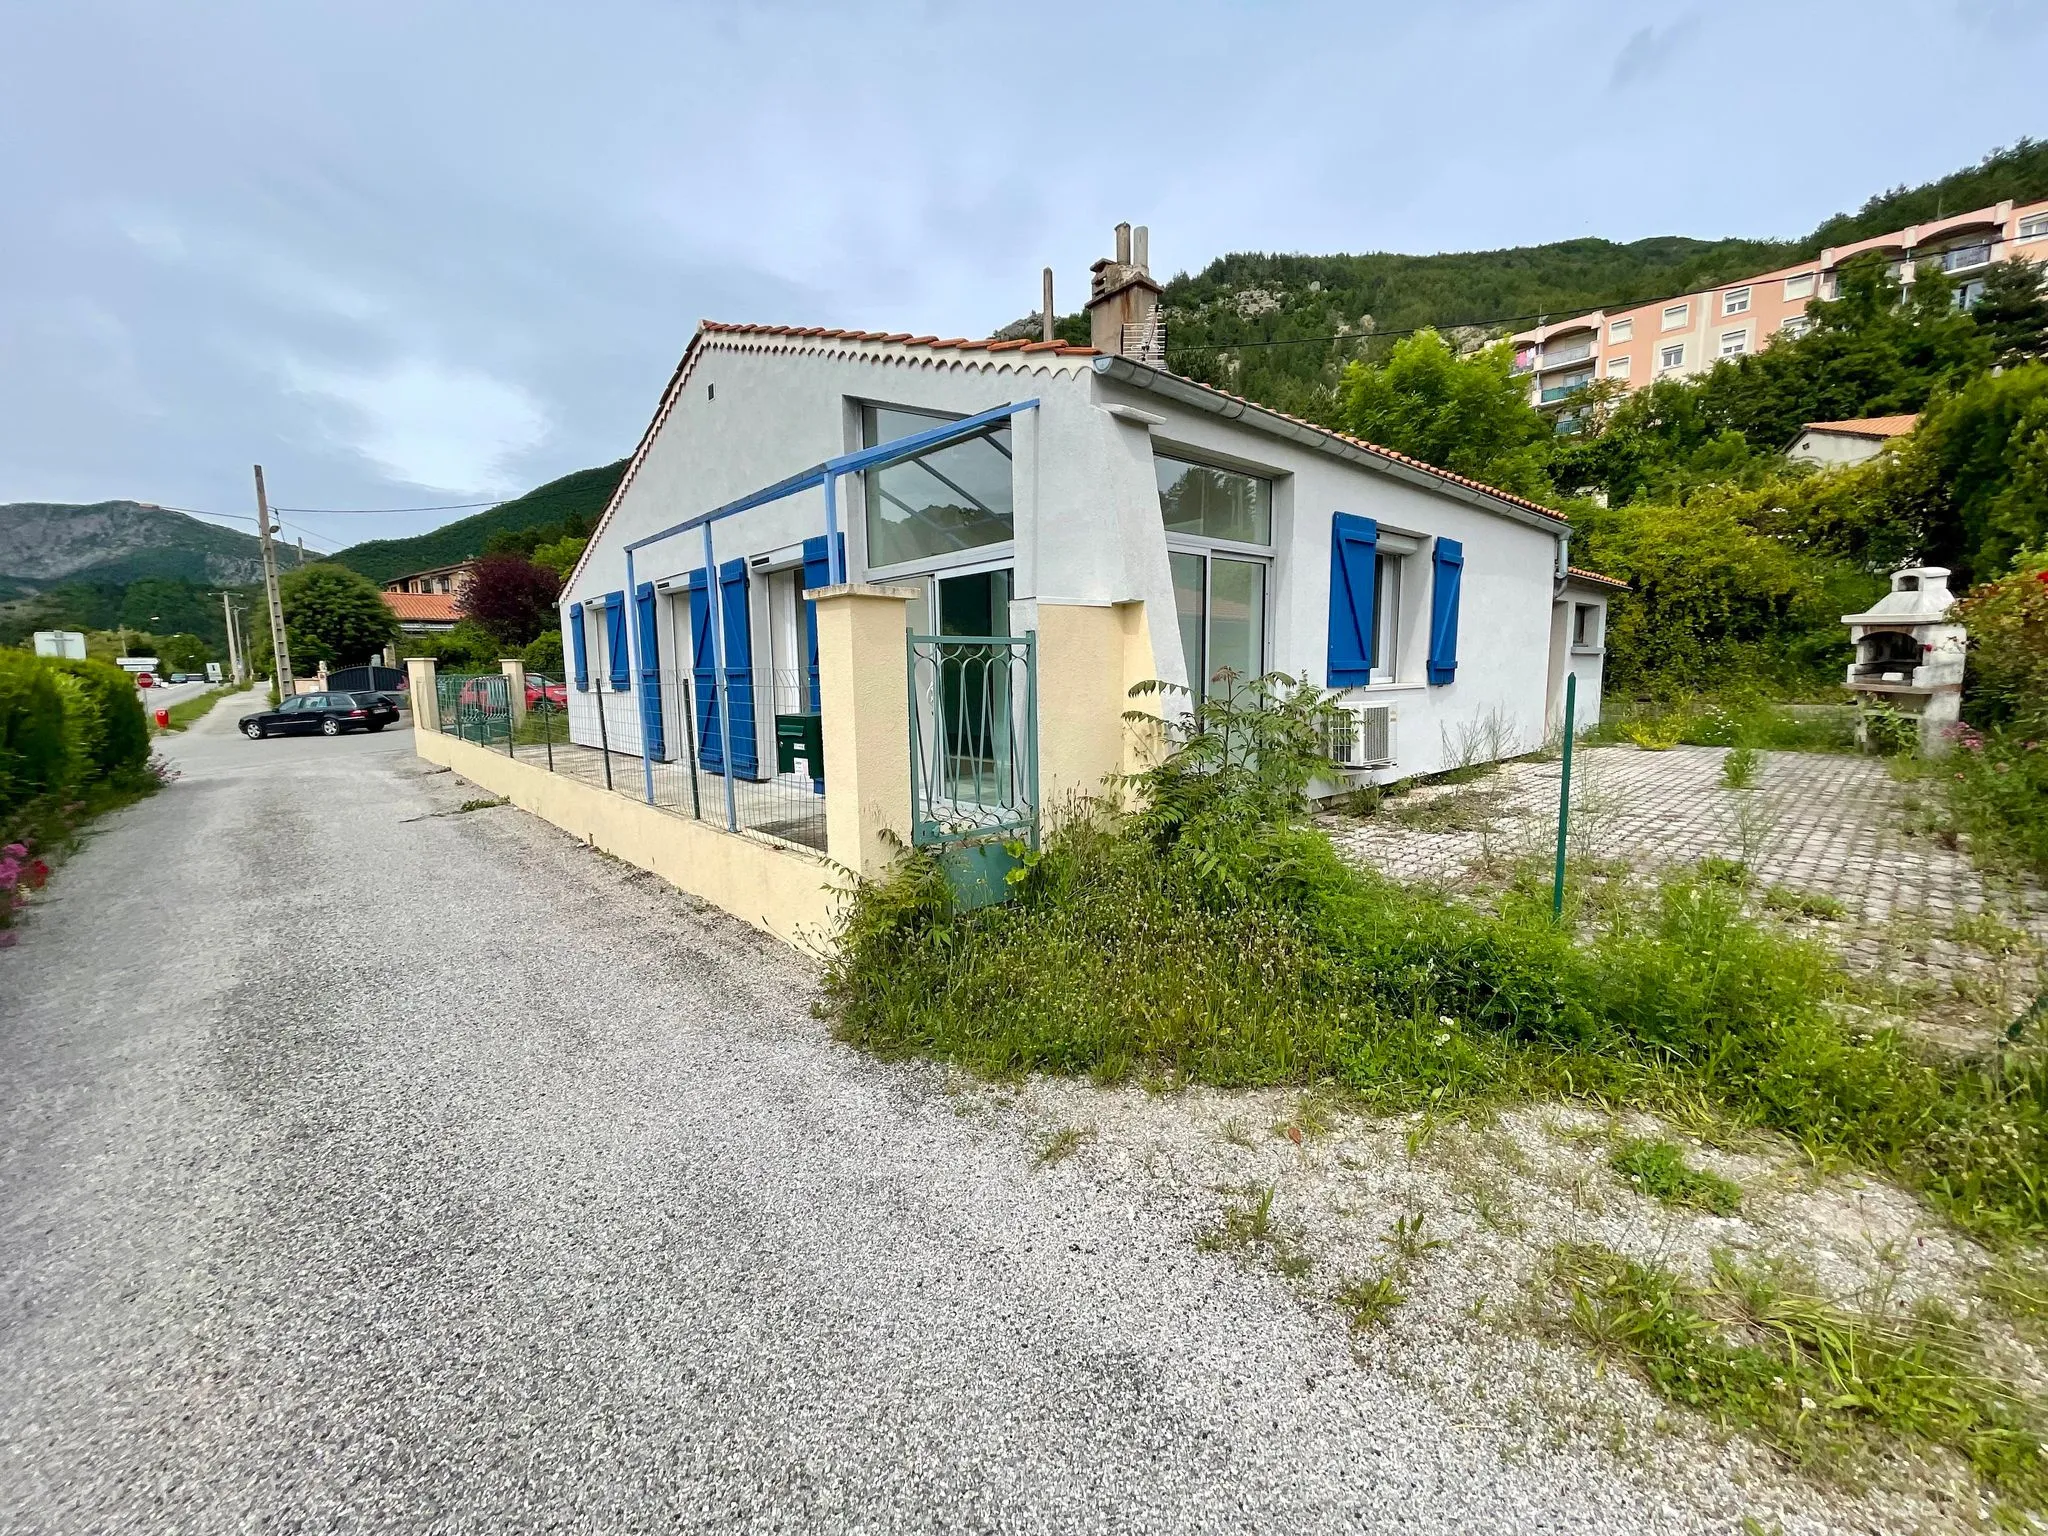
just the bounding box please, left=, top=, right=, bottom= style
left=1785, top=414, right=1919, bottom=468
left=558, top=224, right=1616, bottom=811
left=1511, top=197, right=2048, bottom=407
left=383, top=561, right=477, bottom=596
left=383, top=590, right=462, bottom=634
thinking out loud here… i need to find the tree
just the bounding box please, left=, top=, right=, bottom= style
left=530, top=534, right=587, bottom=578
left=1971, top=256, right=2048, bottom=368
left=1332, top=331, right=1553, bottom=500
left=250, top=562, right=398, bottom=677
left=1903, top=363, right=2048, bottom=580
left=156, top=633, right=210, bottom=673
left=458, top=553, right=562, bottom=647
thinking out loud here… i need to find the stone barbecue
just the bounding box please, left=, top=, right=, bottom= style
left=1842, top=565, right=1966, bottom=754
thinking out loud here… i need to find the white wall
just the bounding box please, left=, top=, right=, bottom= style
left=565, top=334, right=1576, bottom=783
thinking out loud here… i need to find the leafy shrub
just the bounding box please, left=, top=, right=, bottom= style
left=522, top=628, right=565, bottom=677
left=42, top=657, right=150, bottom=781
left=1943, top=728, right=2048, bottom=880
left=0, top=650, right=69, bottom=818
left=1955, top=555, right=2048, bottom=730
left=828, top=677, right=2048, bottom=1240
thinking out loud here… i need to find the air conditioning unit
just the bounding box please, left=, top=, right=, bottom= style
left=1325, top=704, right=1395, bottom=769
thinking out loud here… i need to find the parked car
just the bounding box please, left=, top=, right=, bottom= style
left=454, top=674, right=567, bottom=714
left=239, top=691, right=399, bottom=739
left=525, top=672, right=569, bottom=711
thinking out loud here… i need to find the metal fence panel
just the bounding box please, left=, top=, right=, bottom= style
left=907, top=634, right=1037, bottom=848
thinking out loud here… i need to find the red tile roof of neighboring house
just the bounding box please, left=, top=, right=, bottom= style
left=383, top=591, right=460, bottom=623
left=1801, top=413, right=1919, bottom=438
left=1566, top=566, right=1630, bottom=590
left=697, top=321, right=1101, bottom=357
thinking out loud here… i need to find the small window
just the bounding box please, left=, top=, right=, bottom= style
left=861, top=403, right=1016, bottom=568
left=1608, top=317, right=1634, bottom=342
left=1780, top=315, right=1813, bottom=340
left=1156, top=453, right=1273, bottom=545
left=1662, top=303, right=1689, bottom=330
left=1783, top=272, right=1815, bottom=300
left=1371, top=555, right=1403, bottom=680
left=1572, top=602, right=1601, bottom=650
left=1660, top=343, right=1686, bottom=370
left=2020, top=212, right=2048, bottom=241
left=1720, top=329, right=1749, bottom=357
left=1722, top=287, right=1751, bottom=315
left=1606, top=354, right=1631, bottom=379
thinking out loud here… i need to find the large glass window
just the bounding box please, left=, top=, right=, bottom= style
left=1171, top=551, right=1267, bottom=697
left=861, top=404, right=1014, bottom=569
left=1156, top=454, right=1272, bottom=545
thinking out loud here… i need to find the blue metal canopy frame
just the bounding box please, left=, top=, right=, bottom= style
left=615, top=397, right=1040, bottom=822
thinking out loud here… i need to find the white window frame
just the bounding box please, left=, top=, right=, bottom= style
left=1783, top=272, right=1815, bottom=300
left=2019, top=212, right=2048, bottom=242
left=1160, top=449, right=1278, bottom=697
left=1571, top=602, right=1603, bottom=653
left=1606, top=354, right=1631, bottom=379
left=1780, top=315, right=1813, bottom=340
left=1608, top=317, right=1634, bottom=342
left=1659, top=343, right=1686, bottom=370
left=1719, top=328, right=1749, bottom=357
left=1662, top=303, right=1689, bottom=330
left=1722, top=287, right=1751, bottom=315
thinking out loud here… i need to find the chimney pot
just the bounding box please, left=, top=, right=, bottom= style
left=1041, top=267, right=1054, bottom=343
left=1133, top=225, right=1149, bottom=271
left=1115, top=221, right=1131, bottom=264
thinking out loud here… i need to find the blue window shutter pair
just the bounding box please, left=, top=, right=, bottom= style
left=1325, top=512, right=1378, bottom=687
left=604, top=591, right=629, bottom=691
left=634, top=582, right=665, bottom=761
left=799, top=533, right=845, bottom=713
left=569, top=603, right=588, bottom=690
left=1428, top=539, right=1464, bottom=686
left=684, top=562, right=762, bottom=779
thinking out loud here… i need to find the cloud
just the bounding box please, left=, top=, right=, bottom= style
left=281, top=356, right=549, bottom=494
left=1609, top=14, right=1701, bottom=90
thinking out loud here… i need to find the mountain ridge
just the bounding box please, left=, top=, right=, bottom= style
left=0, top=500, right=270, bottom=590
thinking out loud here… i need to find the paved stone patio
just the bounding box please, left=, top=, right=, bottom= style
left=1323, top=745, right=2045, bottom=1045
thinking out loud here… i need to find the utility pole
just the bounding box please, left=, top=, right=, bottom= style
left=254, top=465, right=293, bottom=694
left=217, top=591, right=245, bottom=683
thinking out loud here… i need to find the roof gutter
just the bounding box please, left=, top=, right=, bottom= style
left=1091, top=354, right=1569, bottom=540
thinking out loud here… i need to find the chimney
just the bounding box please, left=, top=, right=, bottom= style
left=1086, top=220, right=1165, bottom=362
left=1041, top=266, right=1054, bottom=343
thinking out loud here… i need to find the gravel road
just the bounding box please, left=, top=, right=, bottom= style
left=1, top=694, right=1686, bottom=1533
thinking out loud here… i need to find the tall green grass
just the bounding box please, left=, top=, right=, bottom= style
left=828, top=681, right=2046, bottom=1241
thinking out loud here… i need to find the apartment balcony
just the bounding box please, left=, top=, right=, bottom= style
left=1539, top=372, right=1594, bottom=404
left=1937, top=242, right=1994, bottom=273
left=1537, top=340, right=1595, bottom=371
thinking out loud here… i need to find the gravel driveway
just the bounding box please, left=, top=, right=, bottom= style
left=0, top=694, right=1703, bottom=1533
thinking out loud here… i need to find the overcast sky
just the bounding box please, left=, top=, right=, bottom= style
left=4, top=0, right=2044, bottom=551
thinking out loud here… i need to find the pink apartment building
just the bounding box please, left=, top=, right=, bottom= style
left=1510, top=198, right=2048, bottom=410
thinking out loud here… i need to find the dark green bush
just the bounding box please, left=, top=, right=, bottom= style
left=43, top=657, right=150, bottom=780
left=0, top=650, right=70, bottom=819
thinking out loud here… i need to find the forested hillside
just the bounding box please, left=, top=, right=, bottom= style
left=327, top=460, right=627, bottom=582
left=1041, top=140, right=2048, bottom=420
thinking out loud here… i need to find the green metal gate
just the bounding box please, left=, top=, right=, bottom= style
left=906, top=633, right=1037, bottom=906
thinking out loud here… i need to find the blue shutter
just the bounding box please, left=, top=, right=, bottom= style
left=799, top=533, right=845, bottom=713
left=687, top=569, right=722, bottom=773
left=569, top=603, right=588, bottom=690
left=604, top=591, right=629, bottom=691
left=634, top=582, right=665, bottom=761
left=1428, top=538, right=1464, bottom=686
left=719, top=558, right=761, bottom=779
left=1325, top=512, right=1379, bottom=687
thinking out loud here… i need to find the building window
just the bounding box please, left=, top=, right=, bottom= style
left=1783, top=272, right=1815, bottom=300
left=860, top=403, right=1015, bottom=569
left=1372, top=555, right=1402, bottom=681
left=1607, top=354, right=1631, bottom=379
left=1572, top=602, right=1601, bottom=651
left=1955, top=278, right=1987, bottom=311
left=1159, top=452, right=1272, bottom=698
left=1720, top=329, right=1749, bottom=357
left=1608, top=317, right=1634, bottom=342
left=1660, top=343, right=1686, bottom=370
left=1155, top=453, right=1273, bottom=545
left=1722, top=287, right=1750, bottom=315
left=1662, top=303, right=1689, bottom=330
left=2020, top=212, right=2048, bottom=241
left=1781, top=315, right=1813, bottom=340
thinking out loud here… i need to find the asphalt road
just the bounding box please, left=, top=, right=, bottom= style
left=0, top=694, right=1670, bottom=1534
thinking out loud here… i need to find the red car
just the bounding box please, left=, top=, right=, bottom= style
left=455, top=673, right=568, bottom=713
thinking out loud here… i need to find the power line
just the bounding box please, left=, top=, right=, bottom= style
left=270, top=500, right=502, bottom=515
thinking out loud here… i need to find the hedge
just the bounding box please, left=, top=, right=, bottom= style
left=0, top=651, right=152, bottom=827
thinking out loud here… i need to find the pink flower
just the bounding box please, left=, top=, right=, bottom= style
left=0, top=931, right=15, bottom=949
left=2, top=843, right=24, bottom=858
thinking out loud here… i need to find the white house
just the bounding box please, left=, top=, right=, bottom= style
left=1785, top=414, right=1918, bottom=468
left=558, top=226, right=1615, bottom=826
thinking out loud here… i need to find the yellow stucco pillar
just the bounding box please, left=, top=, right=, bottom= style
left=812, top=583, right=917, bottom=880
left=499, top=657, right=528, bottom=729
left=405, top=656, right=440, bottom=733
left=1030, top=600, right=1156, bottom=816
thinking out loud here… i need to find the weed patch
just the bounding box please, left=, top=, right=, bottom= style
left=1721, top=745, right=1760, bottom=789
left=1761, top=886, right=1846, bottom=921
left=1549, top=1243, right=2048, bottom=1516
left=1033, top=1125, right=1096, bottom=1167
left=1610, top=1138, right=1743, bottom=1215
left=1332, top=1271, right=1407, bottom=1332
left=1197, top=1183, right=1312, bottom=1277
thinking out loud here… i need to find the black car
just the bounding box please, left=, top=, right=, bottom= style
left=240, top=691, right=399, bottom=740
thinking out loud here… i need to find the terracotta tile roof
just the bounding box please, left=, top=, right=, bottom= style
left=1801, top=413, right=1919, bottom=438
left=383, top=590, right=460, bottom=623
left=698, top=321, right=1100, bottom=357
left=1566, top=565, right=1629, bottom=590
